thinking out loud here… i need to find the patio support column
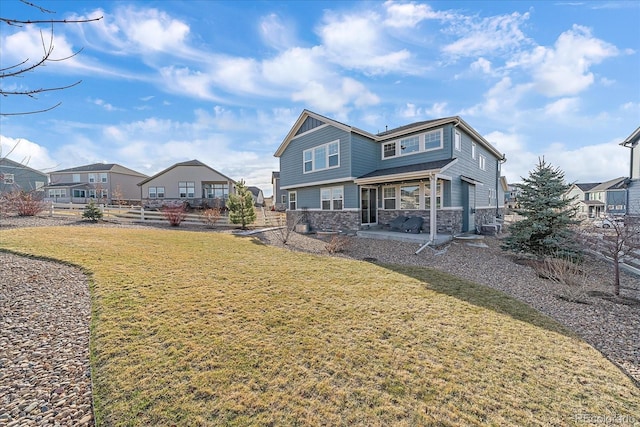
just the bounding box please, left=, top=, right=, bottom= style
left=429, top=174, right=437, bottom=243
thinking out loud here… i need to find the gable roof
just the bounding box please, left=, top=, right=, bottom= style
left=0, top=157, right=48, bottom=178
left=138, top=159, right=235, bottom=186
left=588, top=177, right=628, bottom=192
left=274, top=110, right=505, bottom=161
left=247, top=186, right=263, bottom=197
left=575, top=183, right=600, bottom=191
left=620, top=126, right=640, bottom=148
left=52, top=162, right=147, bottom=177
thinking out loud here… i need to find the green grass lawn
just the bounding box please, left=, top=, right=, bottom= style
left=1, top=226, right=639, bottom=426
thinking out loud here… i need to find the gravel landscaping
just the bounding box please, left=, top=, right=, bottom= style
left=1, top=216, right=638, bottom=426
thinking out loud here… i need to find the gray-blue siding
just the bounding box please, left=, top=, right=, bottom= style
left=279, top=125, right=352, bottom=188
left=291, top=182, right=359, bottom=210
left=0, top=163, right=47, bottom=192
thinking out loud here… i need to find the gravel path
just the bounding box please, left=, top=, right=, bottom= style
left=1, top=216, right=638, bottom=426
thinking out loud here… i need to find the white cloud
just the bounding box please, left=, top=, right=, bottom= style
left=399, top=102, right=448, bottom=119
left=471, top=58, right=493, bottom=74
left=259, top=13, right=296, bottom=50
left=291, top=78, right=379, bottom=116
left=159, top=66, right=222, bottom=101
left=542, top=97, right=580, bottom=116
left=509, top=25, right=619, bottom=97
left=317, top=11, right=412, bottom=74
left=383, top=1, right=446, bottom=28
left=442, top=12, right=531, bottom=58
left=0, top=135, right=57, bottom=171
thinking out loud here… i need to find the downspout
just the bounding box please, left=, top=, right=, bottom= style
left=429, top=173, right=437, bottom=244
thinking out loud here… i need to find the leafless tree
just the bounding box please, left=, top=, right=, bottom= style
left=1, top=0, right=102, bottom=116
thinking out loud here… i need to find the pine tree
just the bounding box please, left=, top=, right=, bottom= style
left=228, top=180, right=256, bottom=229
left=503, top=158, right=580, bottom=258
left=82, top=199, right=103, bottom=222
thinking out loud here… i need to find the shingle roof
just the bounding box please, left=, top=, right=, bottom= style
left=54, top=163, right=118, bottom=173
left=575, top=183, right=600, bottom=191
left=375, top=118, right=448, bottom=137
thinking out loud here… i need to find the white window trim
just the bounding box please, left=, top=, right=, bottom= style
left=88, top=174, right=96, bottom=183
left=320, top=186, right=344, bottom=211
left=288, top=191, right=297, bottom=211
left=303, top=140, right=340, bottom=174
left=382, top=186, right=396, bottom=210
left=381, top=129, right=444, bottom=160
left=479, top=154, right=486, bottom=171
left=73, top=174, right=81, bottom=183
left=3, top=173, right=15, bottom=184
left=471, top=142, right=477, bottom=159
left=454, top=130, right=461, bottom=151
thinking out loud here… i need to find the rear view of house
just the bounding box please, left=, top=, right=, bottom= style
left=138, top=160, right=235, bottom=209
left=46, top=163, right=147, bottom=204
left=275, top=110, right=506, bottom=242
left=0, top=158, right=48, bottom=195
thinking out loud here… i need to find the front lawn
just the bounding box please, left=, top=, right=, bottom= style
left=1, top=226, right=638, bottom=426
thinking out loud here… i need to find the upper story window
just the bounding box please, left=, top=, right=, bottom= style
left=179, top=181, right=195, bottom=198
left=454, top=130, right=461, bottom=151
left=303, top=140, right=340, bottom=173
left=479, top=154, right=486, bottom=171
left=88, top=174, right=96, bottom=183
left=73, top=174, right=81, bottom=183
left=382, top=129, right=443, bottom=159
left=100, top=173, right=108, bottom=183
left=2, top=173, right=14, bottom=184
left=471, top=142, right=476, bottom=159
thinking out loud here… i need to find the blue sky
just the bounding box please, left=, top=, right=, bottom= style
left=1, top=0, right=638, bottom=196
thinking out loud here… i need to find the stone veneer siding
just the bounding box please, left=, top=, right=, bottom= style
left=378, top=209, right=463, bottom=234
left=288, top=210, right=361, bottom=232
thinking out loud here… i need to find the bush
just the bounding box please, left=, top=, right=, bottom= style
left=82, top=199, right=103, bottom=222
left=325, top=234, right=351, bottom=254
left=6, top=190, right=46, bottom=216
left=534, top=256, right=588, bottom=303
left=201, top=208, right=222, bottom=228
left=162, top=204, right=187, bottom=226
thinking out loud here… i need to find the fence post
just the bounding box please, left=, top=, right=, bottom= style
left=140, top=206, right=145, bottom=221
left=49, top=201, right=54, bottom=217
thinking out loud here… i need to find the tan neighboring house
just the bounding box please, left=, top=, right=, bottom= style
left=138, top=159, right=236, bottom=209
left=46, top=163, right=147, bottom=204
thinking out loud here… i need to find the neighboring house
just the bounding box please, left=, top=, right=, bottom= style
left=0, top=158, right=48, bottom=194
left=274, top=110, right=506, bottom=242
left=565, top=178, right=628, bottom=218
left=46, top=163, right=147, bottom=204
left=272, top=171, right=286, bottom=211
left=138, top=159, right=235, bottom=209
left=504, top=182, right=523, bottom=211
left=621, top=126, right=640, bottom=215
left=248, top=186, right=265, bottom=207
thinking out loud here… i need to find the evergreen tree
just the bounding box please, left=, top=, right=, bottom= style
left=82, top=199, right=103, bottom=222
left=228, top=180, right=256, bottom=229
left=503, top=158, right=580, bottom=258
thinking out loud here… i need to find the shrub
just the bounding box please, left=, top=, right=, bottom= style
left=6, top=190, right=46, bottom=216
left=201, top=208, right=222, bottom=228
left=227, top=180, right=256, bottom=229
left=162, top=204, right=187, bottom=226
left=325, top=234, right=351, bottom=254
left=534, top=256, right=588, bottom=303
left=82, top=199, right=104, bottom=222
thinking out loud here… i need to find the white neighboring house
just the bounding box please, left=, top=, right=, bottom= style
left=248, top=186, right=265, bottom=207
left=138, top=159, right=236, bottom=209
left=621, top=126, right=640, bottom=216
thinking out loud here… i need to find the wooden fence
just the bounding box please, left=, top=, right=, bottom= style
left=47, top=202, right=286, bottom=228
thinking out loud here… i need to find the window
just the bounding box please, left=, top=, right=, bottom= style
left=383, top=142, right=396, bottom=158
left=2, top=173, right=14, bottom=184
left=205, top=183, right=228, bottom=199
left=383, top=187, right=396, bottom=209
left=400, top=185, right=420, bottom=209
left=288, top=191, right=297, bottom=210
left=281, top=194, right=287, bottom=204
left=88, top=174, right=96, bottom=183
left=471, top=142, right=476, bottom=159
left=454, top=130, right=461, bottom=151
left=49, top=189, right=66, bottom=198
left=179, top=181, right=195, bottom=198
left=156, top=187, right=165, bottom=198
left=479, top=155, right=486, bottom=170
left=73, top=189, right=86, bottom=198
left=73, top=174, right=81, bottom=183
left=400, top=136, right=420, bottom=155
left=35, top=181, right=44, bottom=190
left=89, top=189, right=96, bottom=198
left=100, top=173, right=108, bottom=183
left=424, top=129, right=443, bottom=150
left=303, top=140, right=339, bottom=173
left=488, top=188, right=495, bottom=205
left=321, top=187, right=343, bottom=210
left=425, top=181, right=442, bottom=209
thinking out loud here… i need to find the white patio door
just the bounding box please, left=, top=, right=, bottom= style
left=361, top=187, right=377, bottom=225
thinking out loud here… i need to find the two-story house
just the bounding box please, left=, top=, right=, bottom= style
left=0, top=158, right=48, bottom=194
left=138, top=159, right=236, bottom=209
left=46, top=163, right=147, bottom=204
left=274, top=110, right=506, bottom=243
left=621, top=126, right=640, bottom=216
left=565, top=178, right=628, bottom=219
